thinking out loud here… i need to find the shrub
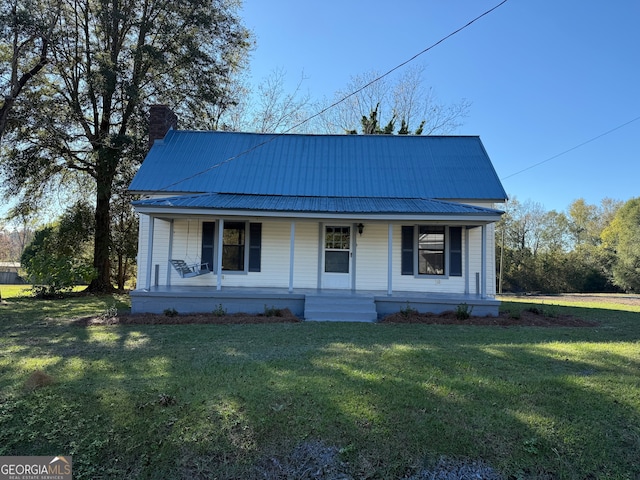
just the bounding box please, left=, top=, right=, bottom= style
left=400, top=302, right=418, bottom=318
left=212, top=304, right=227, bottom=317
left=455, top=303, right=473, bottom=320
left=163, top=308, right=178, bottom=317
left=526, top=304, right=558, bottom=317
left=21, top=203, right=96, bottom=297
left=264, top=305, right=283, bottom=317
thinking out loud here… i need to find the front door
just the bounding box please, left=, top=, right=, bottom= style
left=322, top=225, right=352, bottom=289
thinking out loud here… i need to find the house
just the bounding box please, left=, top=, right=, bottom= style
left=0, top=262, right=23, bottom=284
left=128, top=106, right=507, bottom=320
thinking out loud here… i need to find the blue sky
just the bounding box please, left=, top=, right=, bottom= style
left=240, top=0, right=640, bottom=212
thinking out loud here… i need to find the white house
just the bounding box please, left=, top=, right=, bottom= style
left=128, top=106, right=507, bottom=320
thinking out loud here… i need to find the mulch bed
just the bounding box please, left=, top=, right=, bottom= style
left=380, top=310, right=597, bottom=327
left=74, top=309, right=302, bottom=326
left=74, top=308, right=596, bottom=327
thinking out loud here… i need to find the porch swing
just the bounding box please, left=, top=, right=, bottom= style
left=170, top=220, right=212, bottom=278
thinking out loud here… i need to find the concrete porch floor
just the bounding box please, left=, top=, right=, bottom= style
left=130, top=286, right=500, bottom=320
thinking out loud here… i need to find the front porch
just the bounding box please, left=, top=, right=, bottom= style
left=130, top=286, right=500, bottom=321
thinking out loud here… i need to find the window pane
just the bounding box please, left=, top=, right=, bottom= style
left=224, top=222, right=245, bottom=245
left=222, top=246, right=244, bottom=271
left=222, top=222, right=245, bottom=271
left=325, top=251, right=349, bottom=273
left=419, top=252, right=444, bottom=275
left=418, top=226, right=445, bottom=275
left=325, top=226, right=350, bottom=249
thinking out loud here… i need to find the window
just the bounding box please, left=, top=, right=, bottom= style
left=324, top=226, right=350, bottom=273
left=401, top=225, right=463, bottom=277
left=200, top=221, right=262, bottom=273
left=223, top=222, right=245, bottom=271
left=418, top=226, right=445, bottom=275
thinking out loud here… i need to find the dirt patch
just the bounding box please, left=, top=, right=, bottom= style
left=74, top=309, right=302, bottom=326
left=380, top=310, right=597, bottom=327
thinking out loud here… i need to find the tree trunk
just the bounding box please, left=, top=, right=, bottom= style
left=117, top=254, right=124, bottom=290
left=87, top=148, right=118, bottom=293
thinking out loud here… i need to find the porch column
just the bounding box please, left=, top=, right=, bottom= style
left=481, top=224, right=487, bottom=299
left=289, top=221, right=296, bottom=293
left=145, top=216, right=155, bottom=289
left=166, top=219, right=174, bottom=286
left=216, top=218, right=224, bottom=291
left=464, top=228, right=470, bottom=295
left=387, top=223, right=393, bottom=295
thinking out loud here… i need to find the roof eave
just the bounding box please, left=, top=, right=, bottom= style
left=133, top=205, right=503, bottom=223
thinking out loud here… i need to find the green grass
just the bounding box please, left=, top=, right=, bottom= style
left=0, top=294, right=639, bottom=478
left=0, top=284, right=32, bottom=299
left=0, top=284, right=87, bottom=299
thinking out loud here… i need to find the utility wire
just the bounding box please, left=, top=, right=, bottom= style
left=157, top=0, right=510, bottom=192
left=285, top=0, right=510, bottom=134
left=501, top=115, right=640, bottom=181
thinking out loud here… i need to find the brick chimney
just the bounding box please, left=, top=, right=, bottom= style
left=148, top=105, right=178, bottom=150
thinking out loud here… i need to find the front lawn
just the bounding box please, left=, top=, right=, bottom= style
left=0, top=293, right=639, bottom=478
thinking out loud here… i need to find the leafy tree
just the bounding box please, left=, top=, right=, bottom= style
left=496, top=196, right=623, bottom=294
left=566, top=198, right=621, bottom=292
left=21, top=202, right=95, bottom=297
left=346, top=103, right=398, bottom=135
left=0, top=0, right=57, bottom=139
left=1, top=0, right=251, bottom=292
left=0, top=224, right=11, bottom=262
left=601, top=197, right=640, bottom=292
left=110, top=160, right=140, bottom=290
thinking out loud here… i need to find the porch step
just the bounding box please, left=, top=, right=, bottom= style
left=304, top=294, right=377, bottom=322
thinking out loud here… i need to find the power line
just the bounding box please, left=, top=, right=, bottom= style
left=501, top=115, right=640, bottom=181
left=157, top=0, right=511, bottom=192
left=285, top=0, right=510, bottom=134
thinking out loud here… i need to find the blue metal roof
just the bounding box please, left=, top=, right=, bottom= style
left=132, top=193, right=503, bottom=215
left=129, top=131, right=507, bottom=202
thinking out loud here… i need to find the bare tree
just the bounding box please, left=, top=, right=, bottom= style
left=224, top=68, right=312, bottom=133
left=313, top=65, right=471, bottom=135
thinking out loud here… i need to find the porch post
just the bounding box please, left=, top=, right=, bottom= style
left=464, top=228, right=470, bottom=295
left=387, top=223, right=393, bottom=295
left=317, top=223, right=323, bottom=289
left=216, top=218, right=224, bottom=291
left=481, top=224, right=487, bottom=299
left=145, top=216, right=155, bottom=289
left=166, top=219, right=174, bottom=286
left=289, top=221, right=296, bottom=293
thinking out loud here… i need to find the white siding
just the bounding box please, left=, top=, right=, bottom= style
left=354, top=223, right=389, bottom=291
left=223, top=220, right=289, bottom=288
left=169, top=219, right=212, bottom=287
left=136, top=216, right=498, bottom=296
left=136, top=214, right=149, bottom=288
left=468, top=227, right=482, bottom=294
left=486, top=222, right=497, bottom=296
left=292, top=222, right=320, bottom=288
left=136, top=215, right=172, bottom=288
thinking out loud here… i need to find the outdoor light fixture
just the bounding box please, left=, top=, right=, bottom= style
left=357, top=223, right=364, bottom=235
